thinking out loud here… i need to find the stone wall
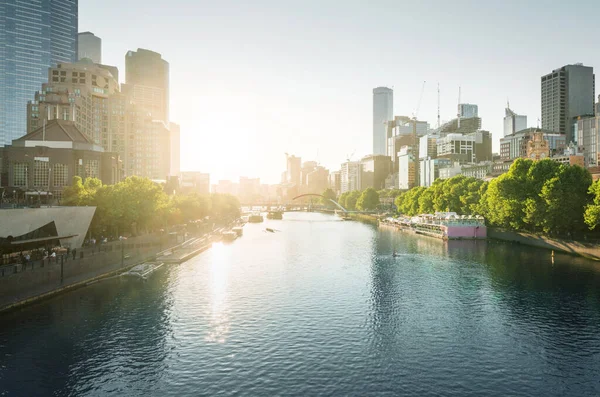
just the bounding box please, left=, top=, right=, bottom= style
left=488, top=228, right=600, bottom=261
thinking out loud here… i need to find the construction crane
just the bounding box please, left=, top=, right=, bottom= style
left=346, top=150, right=356, bottom=162
left=413, top=80, right=426, bottom=120
left=437, top=83, right=441, bottom=129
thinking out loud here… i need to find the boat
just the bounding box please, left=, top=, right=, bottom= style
left=248, top=213, right=264, bottom=223
left=222, top=231, right=238, bottom=241
left=232, top=227, right=243, bottom=237
left=381, top=212, right=487, bottom=240
left=266, top=211, right=283, bottom=220
left=122, top=262, right=164, bottom=279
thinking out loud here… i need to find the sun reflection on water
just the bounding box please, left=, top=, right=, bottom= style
left=205, top=242, right=231, bottom=343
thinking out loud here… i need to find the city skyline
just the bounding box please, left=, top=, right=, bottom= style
left=80, top=0, right=600, bottom=183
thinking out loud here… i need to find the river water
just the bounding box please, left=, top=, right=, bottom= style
left=1, top=212, right=600, bottom=396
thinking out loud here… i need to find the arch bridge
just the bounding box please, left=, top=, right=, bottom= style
left=291, top=194, right=348, bottom=213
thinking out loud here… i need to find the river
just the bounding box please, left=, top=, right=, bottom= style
left=1, top=212, right=600, bottom=396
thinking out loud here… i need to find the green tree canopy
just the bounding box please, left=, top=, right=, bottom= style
left=356, top=188, right=380, bottom=211
left=345, top=191, right=361, bottom=211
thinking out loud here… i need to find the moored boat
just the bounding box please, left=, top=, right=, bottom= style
left=248, top=213, right=264, bottom=223
left=266, top=211, right=283, bottom=220
left=381, top=212, right=486, bottom=240
left=222, top=231, right=238, bottom=241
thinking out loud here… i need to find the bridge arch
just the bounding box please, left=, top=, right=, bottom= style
left=291, top=194, right=348, bottom=213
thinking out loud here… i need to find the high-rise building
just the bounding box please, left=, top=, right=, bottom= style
left=328, top=171, right=341, bottom=196
left=306, top=166, right=329, bottom=194
left=286, top=154, right=301, bottom=186
left=169, top=122, right=181, bottom=176
left=503, top=107, right=527, bottom=137
left=125, top=49, right=170, bottom=123
left=301, top=161, right=317, bottom=186
left=77, top=32, right=101, bottom=63
left=340, top=161, right=361, bottom=193
left=179, top=172, right=210, bottom=195
left=0, top=0, right=78, bottom=146
left=373, top=87, right=393, bottom=155
left=541, top=63, right=595, bottom=143
left=459, top=104, right=478, bottom=118
left=27, top=60, right=119, bottom=146
left=360, top=155, right=391, bottom=191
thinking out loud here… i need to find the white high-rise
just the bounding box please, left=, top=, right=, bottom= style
left=503, top=107, right=527, bottom=137
left=373, top=87, right=393, bottom=155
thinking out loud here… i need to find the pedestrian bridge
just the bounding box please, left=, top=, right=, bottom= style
left=291, top=194, right=348, bottom=213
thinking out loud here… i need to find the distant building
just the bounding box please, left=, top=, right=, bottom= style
left=438, top=117, right=481, bottom=136
left=398, top=146, right=416, bottom=190
left=386, top=116, right=428, bottom=172
left=169, top=122, right=181, bottom=176
left=500, top=128, right=566, bottom=161
left=214, top=180, right=238, bottom=196
left=78, top=32, right=102, bottom=64
left=360, top=155, right=391, bottom=191
left=125, top=49, right=170, bottom=123
left=576, top=114, right=600, bottom=166
left=437, top=134, right=475, bottom=164
left=340, top=161, right=361, bottom=193
left=306, top=166, right=329, bottom=194
left=0, top=120, right=122, bottom=201
left=285, top=154, right=301, bottom=186
left=239, top=177, right=261, bottom=202
left=460, top=162, right=493, bottom=180
left=0, top=0, right=78, bottom=145
left=301, top=161, right=318, bottom=186
left=420, top=158, right=451, bottom=187
left=179, top=172, right=209, bottom=195
left=503, top=107, right=527, bottom=138
left=419, top=134, right=438, bottom=160
left=541, top=63, right=595, bottom=143
left=328, top=171, right=341, bottom=196
left=438, top=163, right=462, bottom=180
left=373, top=87, right=394, bottom=155
left=459, top=104, right=478, bottom=118
left=526, top=131, right=550, bottom=160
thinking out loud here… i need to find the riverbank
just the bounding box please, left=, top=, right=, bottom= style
left=488, top=228, right=600, bottom=261
left=0, top=230, right=222, bottom=314
left=348, top=213, right=379, bottom=225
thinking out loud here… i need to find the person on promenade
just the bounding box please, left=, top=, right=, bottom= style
left=50, top=251, right=56, bottom=263
left=72, top=248, right=77, bottom=260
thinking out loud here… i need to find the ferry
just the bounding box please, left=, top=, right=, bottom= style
left=381, top=212, right=486, bottom=240
left=266, top=211, right=283, bottom=220
left=248, top=213, right=264, bottom=223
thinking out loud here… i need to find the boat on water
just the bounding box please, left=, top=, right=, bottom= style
left=381, top=212, right=486, bottom=240
left=266, top=211, right=283, bottom=220
left=248, top=213, right=264, bottom=223
left=122, top=262, right=164, bottom=279
left=232, top=227, right=243, bottom=237
left=222, top=231, right=238, bottom=241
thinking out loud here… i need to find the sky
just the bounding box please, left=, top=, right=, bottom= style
left=80, top=0, right=600, bottom=184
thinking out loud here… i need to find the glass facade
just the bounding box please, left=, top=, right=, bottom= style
left=33, top=158, right=49, bottom=188
left=0, top=0, right=78, bottom=146
left=53, top=163, right=69, bottom=187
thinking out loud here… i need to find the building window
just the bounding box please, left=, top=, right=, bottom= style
left=13, top=163, right=28, bottom=187
left=53, top=164, right=69, bottom=187
left=33, top=158, right=49, bottom=188
left=85, top=160, right=99, bottom=179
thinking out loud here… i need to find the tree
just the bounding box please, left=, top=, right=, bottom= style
left=61, top=176, right=86, bottom=206
left=321, top=188, right=337, bottom=207
left=345, top=191, right=361, bottom=211
left=357, top=188, right=380, bottom=211
left=338, top=192, right=350, bottom=209
left=585, top=180, right=600, bottom=230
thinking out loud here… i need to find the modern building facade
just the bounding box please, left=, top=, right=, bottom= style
left=285, top=154, right=301, bottom=186
left=373, top=87, right=393, bottom=155
left=169, top=122, right=180, bottom=176
left=420, top=158, right=451, bottom=187
left=360, top=155, right=391, bottom=191
left=541, top=63, right=595, bottom=143
left=0, top=0, right=78, bottom=146
left=340, top=161, right=361, bottom=193
left=503, top=107, right=527, bottom=138
left=328, top=171, right=341, bottom=196
left=77, top=32, right=101, bottom=63
left=458, top=104, right=478, bottom=118
left=398, top=146, right=416, bottom=190
left=576, top=115, right=599, bottom=166
left=125, top=49, right=170, bottom=123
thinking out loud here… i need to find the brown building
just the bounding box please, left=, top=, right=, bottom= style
left=526, top=131, right=550, bottom=160
left=0, top=120, right=122, bottom=201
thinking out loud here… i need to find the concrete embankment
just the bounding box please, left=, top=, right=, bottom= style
left=0, top=232, right=219, bottom=314
left=488, top=228, right=600, bottom=261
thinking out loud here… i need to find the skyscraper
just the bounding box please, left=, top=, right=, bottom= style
left=541, top=63, right=595, bottom=143
left=0, top=0, right=78, bottom=145
left=78, top=32, right=101, bottom=63
left=458, top=103, right=478, bottom=118
left=125, top=49, right=170, bottom=123
left=373, top=87, right=393, bottom=155
left=503, top=106, right=527, bottom=137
